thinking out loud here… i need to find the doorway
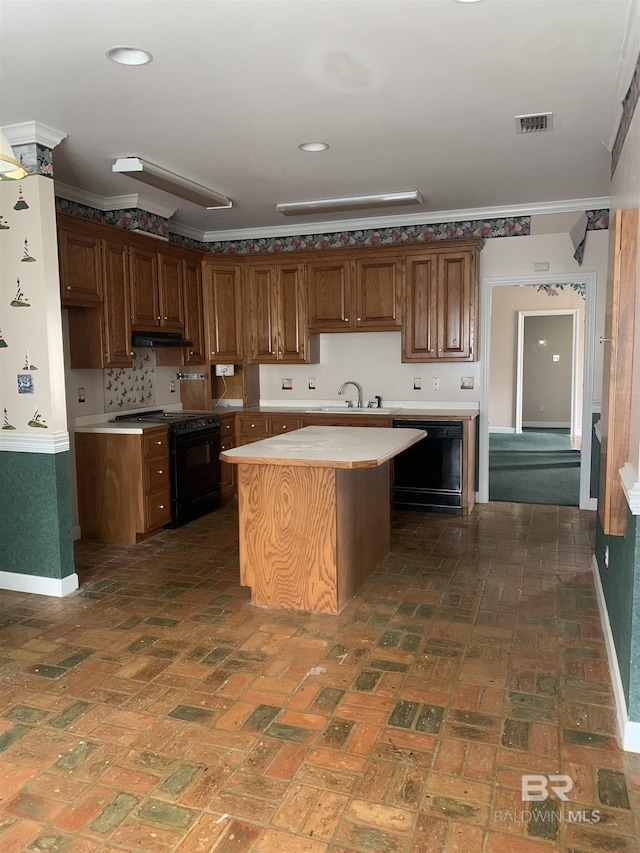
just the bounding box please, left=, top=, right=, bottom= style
left=479, top=273, right=596, bottom=510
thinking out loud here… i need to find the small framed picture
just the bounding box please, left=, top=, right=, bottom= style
left=282, top=378, right=293, bottom=390
left=460, top=377, right=474, bottom=390
left=17, top=373, right=34, bottom=394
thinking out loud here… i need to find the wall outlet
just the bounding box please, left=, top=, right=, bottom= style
left=538, top=403, right=545, bottom=411
left=215, top=364, right=235, bottom=376
left=308, top=378, right=316, bottom=390
left=413, top=377, right=422, bottom=390
left=432, top=377, right=440, bottom=391
left=169, top=380, right=175, bottom=393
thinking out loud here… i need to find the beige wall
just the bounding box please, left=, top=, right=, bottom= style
left=522, top=314, right=574, bottom=425
left=489, top=284, right=585, bottom=430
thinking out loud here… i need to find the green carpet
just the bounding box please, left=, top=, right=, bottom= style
left=489, top=430, right=580, bottom=505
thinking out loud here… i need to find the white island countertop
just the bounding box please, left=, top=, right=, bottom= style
left=221, top=426, right=425, bottom=469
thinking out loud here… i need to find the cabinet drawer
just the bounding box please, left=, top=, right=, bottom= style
left=143, top=428, right=170, bottom=457
left=144, top=458, right=169, bottom=492
left=220, top=438, right=236, bottom=453
left=270, top=416, right=301, bottom=433
left=237, top=415, right=270, bottom=438
left=146, top=489, right=171, bottom=529
left=220, top=416, right=236, bottom=439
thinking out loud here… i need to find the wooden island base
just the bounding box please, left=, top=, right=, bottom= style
left=238, top=461, right=390, bottom=615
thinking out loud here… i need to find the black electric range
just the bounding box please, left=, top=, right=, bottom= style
left=112, top=409, right=221, bottom=527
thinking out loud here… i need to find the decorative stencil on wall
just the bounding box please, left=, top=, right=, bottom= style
left=104, top=348, right=157, bottom=412
left=28, top=409, right=47, bottom=429
left=13, top=186, right=29, bottom=211
left=0, top=329, right=7, bottom=348
left=535, top=282, right=586, bottom=299
left=0, top=216, right=9, bottom=229
left=22, top=349, right=37, bottom=370
left=21, top=238, right=36, bottom=262
left=3, top=408, right=16, bottom=430
left=10, top=279, right=30, bottom=307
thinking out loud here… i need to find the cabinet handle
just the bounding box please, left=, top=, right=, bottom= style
left=157, top=469, right=163, bottom=474
left=600, top=337, right=611, bottom=344
left=189, top=350, right=194, bottom=355
left=345, top=317, right=349, bottom=322
left=164, top=316, right=168, bottom=320
left=156, top=316, right=161, bottom=320
left=158, top=504, right=165, bottom=509
left=430, top=348, right=435, bottom=353
left=357, top=317, right=361, bottom=321
left=282, top=425, right=287, bottom=429
left=66, top=285, right=71, bottom=290
left=156, top=440, right=162, bottom=445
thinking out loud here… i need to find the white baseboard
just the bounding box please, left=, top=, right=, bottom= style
left=72, top=525, right=81, bottom=542
left=489, top=427, right=516, bottom=434
left=0, top=571, right=79, bottom=598
left=588, top=497, right=597, bottom=511
left=591, top=555, right=640, bottom=752
left=522, top=421, right=571, bottom=429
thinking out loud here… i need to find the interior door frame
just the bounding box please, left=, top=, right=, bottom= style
left=515, top=309, right=581, bottom=435
left=479, top=273, right=597, bottom=510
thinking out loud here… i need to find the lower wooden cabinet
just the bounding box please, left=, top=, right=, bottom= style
left=75, top=427, right=171, bottom=544
left=219, top=413, right=237, bottom=499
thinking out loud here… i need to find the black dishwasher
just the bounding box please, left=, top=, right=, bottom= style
left=392, top=420, right=463, bottom=514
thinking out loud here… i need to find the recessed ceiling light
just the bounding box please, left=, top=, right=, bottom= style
left=453, top=0, right=485, bottom=4
left=106, top=47, right=153, bottom=66
left=298, top=142, right=329, bottom=152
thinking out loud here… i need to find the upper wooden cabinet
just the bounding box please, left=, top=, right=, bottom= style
left=203, top=259, right=244, bottom=362
left=183, top=258, right=205, bottom=365
left=246, top=260, right=317, bottom=363
left=307, top=255, right=401, bottom=332
left=354, top=256, right=402, bottom=330
left=130, top=247, right=185, bottom=331
left=403, top=245, right=479, bottom=362
left=58, top=223, right=103, bottom=307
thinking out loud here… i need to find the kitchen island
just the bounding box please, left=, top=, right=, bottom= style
left=221, top=426, right=425, bottom=614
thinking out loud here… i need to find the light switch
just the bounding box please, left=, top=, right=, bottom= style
left=553, top=354, right=560, bottom=362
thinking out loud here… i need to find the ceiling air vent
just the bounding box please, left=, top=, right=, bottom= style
left=515, top=112, right=553, bottom=134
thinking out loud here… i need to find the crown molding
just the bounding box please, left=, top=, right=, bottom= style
left=2, top=121, right=67, bottom=149
left=603, top=0, right=640, bottom=151
left=191, top=197, right=610, bottom=244
left=55, top=183, right=177, bottom=219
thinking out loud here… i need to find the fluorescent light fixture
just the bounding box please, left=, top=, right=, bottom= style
left=0, top=130, right=27, bottom=180
left=112, top=157, right=232, bottom=209
left=298, top=142, right=329, bottom=152
left=276, top=190, right=423, bottom=217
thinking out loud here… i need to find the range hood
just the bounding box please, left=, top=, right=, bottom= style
left=132, top=330, right=193, bottom=348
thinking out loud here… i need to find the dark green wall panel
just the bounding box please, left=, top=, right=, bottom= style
left=0, top=451, right=75, bottom=580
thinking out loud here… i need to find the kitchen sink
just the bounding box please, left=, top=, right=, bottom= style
left=305, top=407, right=399, bottom=414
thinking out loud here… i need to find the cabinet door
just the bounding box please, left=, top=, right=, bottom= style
left=402, top=255, right=437, bottom=361
left=437, top=251, right=474, bottom=360
left=203, top=261, right=244, bottom=361
left=307, top=259, right=352, bottom=331
left=58, top=226, right=103, bottom=307
left=183, top=259, right=205, bottom=365
left=130, top=247, right=159, bottom=328
left=354, top=257, right=402, bottom=330
left=277, top=262, right=307, bottom=362
left=247, top=265, right=278, bottom=362
left=157, top=252, right=185, bottom=329
left=102, top=238, right=132, bottom=367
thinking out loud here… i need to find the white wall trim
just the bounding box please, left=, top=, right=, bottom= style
left=0, top=431, right=69, bottom=453
left=72, top=525, right=81, bottom=542
left=489, top=426, right=515, bottom=434
left=55, top=183, right=177, bottom=220
left=0, top=571, right=79, bottom=598
left=591, top=555, right=640, bottom=752
left=479, top=272, right=597, bottom=509
left=620, top=462, right=640, bottom=514
left=522, top=421, right=572, bottom=429
left=602, top=0, right=640, bottom=151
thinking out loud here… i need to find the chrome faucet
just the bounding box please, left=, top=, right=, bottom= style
left=338, top=380, right=364, bottom=408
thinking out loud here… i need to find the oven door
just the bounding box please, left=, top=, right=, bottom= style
left=169, top=428, right=221, bottom=527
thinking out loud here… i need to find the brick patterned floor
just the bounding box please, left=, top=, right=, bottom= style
left=1, top=501, right=639, bottom=852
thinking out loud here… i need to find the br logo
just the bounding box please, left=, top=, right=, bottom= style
left=521, top=774, right=574, bottom=801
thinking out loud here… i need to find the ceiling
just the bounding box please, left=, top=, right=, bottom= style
left=1, top=0, right=635, bottom=241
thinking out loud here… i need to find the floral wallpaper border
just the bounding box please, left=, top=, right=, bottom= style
left=53, top=197, right=610, bottom=256
left=3, top=143, right=54, bottom=180
left=612, top=47, right=640, bottom=178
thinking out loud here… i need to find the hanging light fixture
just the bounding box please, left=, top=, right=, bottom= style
left=0, top=131, right=27, bottom=180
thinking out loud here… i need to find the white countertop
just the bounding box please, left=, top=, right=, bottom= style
left=74, top=421, right=169, bottom=435
left=220, top=426, right=426, bottom=469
